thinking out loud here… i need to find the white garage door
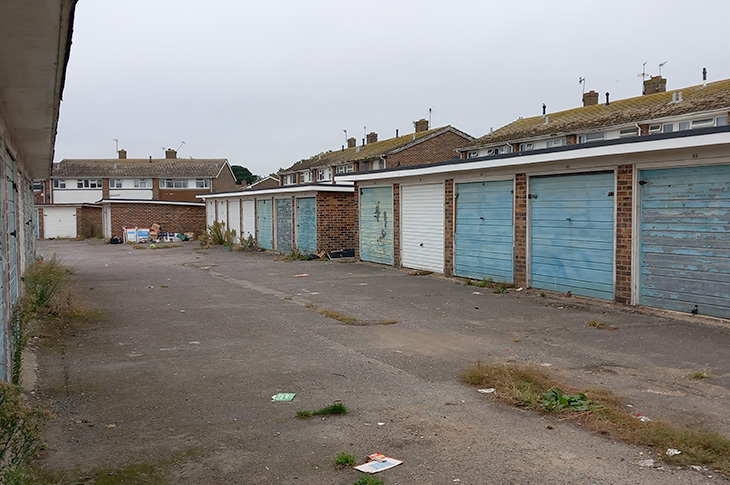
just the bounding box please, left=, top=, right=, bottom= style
left=228, top=199, right=241, bottom=236
left=44, top=207, right=77, bottom=238
left=401, top=183, right=444, bottom=273
left=242, top=199, right=255, bottom=238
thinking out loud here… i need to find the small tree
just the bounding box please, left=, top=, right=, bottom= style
left=231, top=165, right=257, bottom=185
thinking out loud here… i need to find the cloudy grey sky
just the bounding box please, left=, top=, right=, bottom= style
left=55, top=0, right=730, bottom=176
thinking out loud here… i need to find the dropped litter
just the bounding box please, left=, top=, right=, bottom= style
left=666, top=448, right=682, bottom=456
left=292, top=273, right=310, bottom=278
left=477, top=388, right=496, bottom=394
left=271, top=392, right=296, bottom=402
left=354, top=452, right=403, bottom=474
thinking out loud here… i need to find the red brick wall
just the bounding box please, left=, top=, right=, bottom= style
left=514, top=174, right=527, bottom=287
left=158, top=188, right=207, bottom=202
left=444, top=179, right=454, bottom=277
left=392, top=183, right=401, bottom=267
left=386, top=131, right=471, bottom=167
left=109, top=203, right=205, bottom=238
left=213, top=166, right=237, bottom=193
left=76, top=206, right=102, bottom=238
left=37, top=207, right=45, bottom=239
left=615, top=165, right=633, bottom=303
left=315, top=192, right=357, bottom=253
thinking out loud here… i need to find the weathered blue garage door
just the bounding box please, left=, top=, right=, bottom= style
left=256, top=199, right=273, bottom=250
left=360, top=186, right=393, bottom=265
left=530, top=172, right=615, bottom=299
left=640, top=165, right=730, bottom=318
left=454, top=180, right=514, bottom=282
left=6, top=155, right=18, bottom=304
left=296, top=197, right=316, bottom=254
left=275, top=198, right=292, bottom=253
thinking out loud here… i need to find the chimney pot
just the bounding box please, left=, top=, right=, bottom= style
left=347, top=137, right=356, bottom=149
left=165, top=148, right=177, bottom=159
left=643, top=75, right=667, bottom=95
left=118, top=149, right=127, bottom=159
left=414, top=118, right=429, bottom=133
left=582, top=90, right=599, bottom=106
left=605, top=92, right=610, bottom=106
left=366, top=132, right=378, bottom=144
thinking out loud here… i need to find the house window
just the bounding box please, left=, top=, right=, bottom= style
left=134, top=179, right=151, bottom=188
left=110, top=179, right=123, bottom=188
left=467, top=151, right=479, bottom=158
left=578, top=132, right=605, bottom=143
left=195, top=179, right=210, bottom=188
left=300, top=171, right=310, bottom=183
left=33, top=180, right=42, bottom=191
left=619, top=128, right=638, bottom=137
left=519, top=142, right=534, bottom=152
left=53, top=179, right=66, bottom=189
left=678, top=121, right=691, bottom=131
left=160, top=178, right=188, bottom=189
left=717, top=115, right=728, bottom=126
left=76, top=179, right=103, bottom=188
left=547, top=138, right=565, bottom=148
left=648, top=124, right=661, bottom=133
left=691, top=118, right=714, bottom=128
left=335, top=164, right=354, bottom=174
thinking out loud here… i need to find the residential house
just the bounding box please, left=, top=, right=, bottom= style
left=338, top=75, right=730, bottom=320
left=39, top=148, right=237, bottom=239
left=200, top=120, right=473, bottom=255
left=244, top=175, right=280, bottom=190
left=0, top=0, right=77, bottom=381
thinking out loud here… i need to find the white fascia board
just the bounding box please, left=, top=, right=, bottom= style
left=197, top=183, right=354, bottom=200
left=338, top=131, right=730, bottom=182
left=100, top=199, right=204, bottom=207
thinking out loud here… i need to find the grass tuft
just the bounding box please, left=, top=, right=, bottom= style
left=334, top=452, right=356, bottom=468
left=305, top=303, right=356, bottom=324
left=460, top=361, right=730, bottom=474
left=354, top=476, right=384, bottom=485
left=297, top=402, right=348, bottom=419
left=692, top=365, right=711, bottom=379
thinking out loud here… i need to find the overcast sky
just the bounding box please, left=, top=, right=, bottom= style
left=54, top=0, right=730, bottom=177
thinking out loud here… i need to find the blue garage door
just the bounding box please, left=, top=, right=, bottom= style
left=454, top=180, right=514, bottom=282
left=256, top=199, right=273, bottom=250
left=640, top=164, right=730, bottom=318
left=530, top=172, right=615, bottom=299
left=275, top=198, right=292, bottom=253
left=296, top=197, right=317, bottom=254
left=6, top=155, right=18, bottom=304
left=360, top=186, right=393, bottom=265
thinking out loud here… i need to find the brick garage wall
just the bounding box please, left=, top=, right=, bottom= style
left=158, top=189, right=207, bottom=202
left=513, top=174, right=527, bottom=287
left=615, top=165, right=633, bottom=304
left=387, top=131, right=470, bottom=168
left=76, top=206, right=102, bottom=238
left=109, top=203, right=205, bottom=238
left=315, top=192, right=357, bottom=253
left=444, top=179, right=454, bottom=277
left=37, top=207, right=45, bottom=239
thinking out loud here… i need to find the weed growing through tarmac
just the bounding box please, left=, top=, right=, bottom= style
left=409, top=270, right=432, bottom=276
left=464, top=278, right=515, bottom=294
left=460, top=361, right=730, bottom=475
left=354, top=476, right=385, bottom=485
left=586, top=319, right=618, bottom=330
left=692, top=365, right=712, bottom=379
left=334, top=452, right=356, bottom=468
left=305, top=303, right=356, bottom=324
left=377, top=320, right=398, bottom=325
left=296, top=403, right=348, bottom=419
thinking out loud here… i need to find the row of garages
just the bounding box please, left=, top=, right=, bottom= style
left=203, top=131, right=730, bottom=320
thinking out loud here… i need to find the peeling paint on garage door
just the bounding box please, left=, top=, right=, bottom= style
left=530, top=172, right=615, bottom=299
left=454, top=180, right=514, bottom=283
left=275, top=198, right=292, bottom=253
left=640, top=164, right=730, bottom=318
left=256, top=199, right=273, bottom=250
left=360, top=186, right=393, bottom=265
left=296, top=197, right=316, bottom=254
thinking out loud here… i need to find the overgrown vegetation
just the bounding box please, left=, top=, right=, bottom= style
left=692, top=365, right=711, bottom=379
left=353, top=476, right=384, bottom=485
left=334, top=451, right=356, bottom=468
left=296, top=402, right=348, bottom=419
left=464, top=277, right=515, bottom=294
left=460, top=361, right=730, bottom=474
left=238, top=234, right=258, bottom=251
left=305, top=303, right=356, bottom=324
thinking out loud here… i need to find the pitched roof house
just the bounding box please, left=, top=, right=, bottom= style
left=39, top=149, right=237, bottom=239
left=279, top=119, right=473, bottom=185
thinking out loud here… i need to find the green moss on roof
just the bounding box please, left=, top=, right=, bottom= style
left=476, top=78, right=730, bottom=145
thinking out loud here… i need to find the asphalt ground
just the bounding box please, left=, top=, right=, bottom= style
left=31, top=239, right=730, bottom=484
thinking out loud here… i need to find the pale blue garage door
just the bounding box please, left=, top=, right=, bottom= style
left=454, top=180, right=514, bottom=283
left=296, top=197, right=316, bottom=254
left=530, top=172, right=615, bottom=299
left=275, top=199, right=292, bottom=253
left=360, top=186, right=393, bottom=265
left=256, top=199, right=273, bottom=250
left=640, top=164, right=730, bottom=318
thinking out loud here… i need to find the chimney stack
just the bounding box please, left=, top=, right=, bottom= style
left=414, top=118, right=429, bottom=133
left=643, top=76, right=667, bottom=95
left=366, top=132, right=378, bottom=144
left=347, top=137, right=357, bottom=149
left=165, top=148, right=177, bottom=159
left=118, top=149, right=127, bottom=159
left=582, top=90, right=599, bottom=106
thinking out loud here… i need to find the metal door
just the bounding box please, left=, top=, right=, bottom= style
left=296, top=197, right=316, bottom=254
left=206, top=200, right=215, bottom=228
left=275, top=198, right=292, bottom=252
left=454, top=180, right=514, bottom=282
left=228, top=198, right=241, bottom=237
left=401, top=183, right=444, bottom=273
left=359, top=186, right=393, bottom=265
left=216, top=199, right=228, bottom=229
left=530, top=172, right=615, bottom=299
left=256, top=199, right=273, bottom=250
left=640, top=164, right=730, bottom=318
left=6, top=155, right=18, bottom=304
left=242, top=199, right=255, bottom=238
